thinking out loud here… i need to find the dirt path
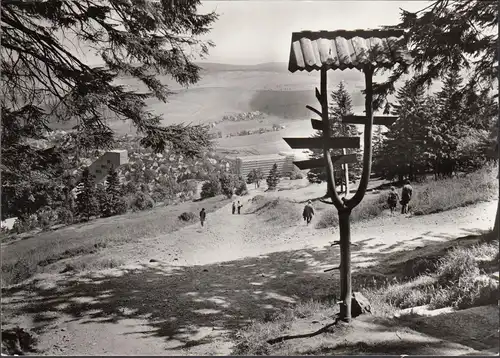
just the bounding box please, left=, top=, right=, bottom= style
left=1, top=199, right=497, bottom=356
left=89, top=197, right=496, bottom=269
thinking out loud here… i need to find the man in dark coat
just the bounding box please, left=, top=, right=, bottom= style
left=302, top=200, right=315, bottom=225
left=400, top=180, right=413, bottom=214
left=200, top=208, right=206, bottom=227
left=237, top=201, right=243, bottom=214
left=232, top=202, right=236, bottom=215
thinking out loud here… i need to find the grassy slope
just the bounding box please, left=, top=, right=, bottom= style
left=1, top=196, right=231, bottom=286
left=316, top=165, right=499, bottom=228
left=233, top=233, right=499, bottom=356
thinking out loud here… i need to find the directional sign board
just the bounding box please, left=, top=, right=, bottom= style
left=283, top=137, right=360, bottom=149
left=311, top=119, right=324, bottom=131
left=342, top=115, right=398, bottom=126
left=293, top=153, right=358, bottom=170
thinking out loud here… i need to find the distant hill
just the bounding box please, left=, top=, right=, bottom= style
left=47, top=62, right=383, bottom=134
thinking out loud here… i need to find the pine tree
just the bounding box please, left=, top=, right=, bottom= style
left=380, top=80, right=430, bottom=181
left=266, top=164, right=280, bottom=190
left=76, top=168, right=99, bottom=221
left=1, top=0, right=218, bottom=220
left=102, top=168, right=127, bottom=217
left=308, top=82, right=361, bottom=195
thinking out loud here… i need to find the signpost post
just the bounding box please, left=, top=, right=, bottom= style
left=285, top=29, right=410, bottom=322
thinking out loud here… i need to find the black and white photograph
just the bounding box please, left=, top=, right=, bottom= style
left=1, top=0, right=498, bottom=355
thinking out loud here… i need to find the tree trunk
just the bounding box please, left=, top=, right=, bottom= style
left=338, top=209, right=352, bottom=322
left=343, top=148, right=349, bottom=197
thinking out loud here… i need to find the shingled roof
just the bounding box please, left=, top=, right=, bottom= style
left=288, top=29, right=412, bottom=72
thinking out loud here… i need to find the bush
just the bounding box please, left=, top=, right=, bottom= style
left=56, top=207, right=74, bottom=225
left=235, top=180, right=248, bottom=196
left=36, top=207, right=58, bottom=230
left=12, top=215, right=38, bottom=234
left=129, top=192, right=155, bottom=211
left=178, top=212, right=196, bottom=222
left=289, top=167, right=304, bottom=180
left=201, top=176, right=221, bottom=199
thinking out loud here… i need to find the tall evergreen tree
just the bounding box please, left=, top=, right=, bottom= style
left=76, top=168, right=99, bottom=221
left=266, top=164, right=280, bottom=190
left=102, top=168, right=127, bottom=217
left=308, top=82, right=361, bottom=195
left=380, top=80, right=430, bottom=181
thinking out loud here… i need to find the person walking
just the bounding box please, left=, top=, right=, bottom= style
left=302, top=200, right=315, bottom=225
left=400, top=180, right=413, bottom=214
left=387, top=186, right=399, bottom=214
left=237, top=201, right=243, bottom=214
left=232, top=202, right=236, bottom=215
left=199, top=208, right=206, bottom=227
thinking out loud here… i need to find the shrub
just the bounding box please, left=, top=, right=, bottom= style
left=201, top=176, right=221, bottom=199
left=36, top=207, right=58, bottom=230
left=289, top=167, right=304, bottom=180
left=130, top=192, right=155, bottom=211
left=178, top=212, right=196, bottom=222
left=56, top=207, right=74, bottom=225
left=235, top=180, right=248, bottom=196
left=12, top=215, right=38, bottom=234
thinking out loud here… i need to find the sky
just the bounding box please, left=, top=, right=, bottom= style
left=79, top=0, right=430, bottom=66
left=196, top=0, right=429, bottom=64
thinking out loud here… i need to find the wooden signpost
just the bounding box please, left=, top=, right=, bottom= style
left=283, top=29, right=409, bottom=322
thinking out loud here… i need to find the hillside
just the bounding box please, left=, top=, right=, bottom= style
left=1, top=191, right=497, bottom=355
left=48, top=62, right=367, bottom=142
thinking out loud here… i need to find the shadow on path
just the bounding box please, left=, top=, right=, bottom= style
left=1, top=229, right=488, bottom=352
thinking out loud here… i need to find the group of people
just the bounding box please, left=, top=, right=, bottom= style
left=387, top=180, right=413, bottom=214
left=200, top=181, right=413, bottom=228
left=232, top=201, right=243, bottom=215
left=198, top=200, right=244, bottom=228
left=301, top=180, right=414, bottom=226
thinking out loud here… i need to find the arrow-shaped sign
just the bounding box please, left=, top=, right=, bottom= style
left=283, top=137, right=360, bottom=149
left=293, top=153, right=358, bottom=170
left=342, top=115, right=398, bottom=126
left=311, top=119, right=324, bottom=131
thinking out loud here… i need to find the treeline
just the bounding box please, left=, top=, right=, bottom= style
left=373, top=70, right=497, bottom=182
left=307, top=71, right=497, bottom=190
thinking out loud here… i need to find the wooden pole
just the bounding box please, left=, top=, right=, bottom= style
left=338, top=208, right=351, bottom=321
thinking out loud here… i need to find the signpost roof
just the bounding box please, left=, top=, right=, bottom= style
left=288, top=28, right=412, bottom=73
